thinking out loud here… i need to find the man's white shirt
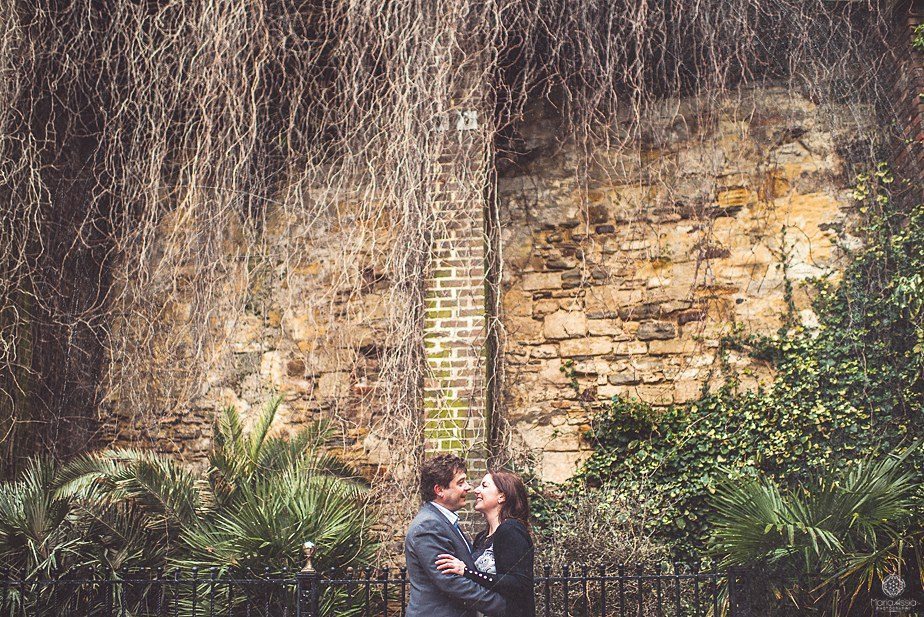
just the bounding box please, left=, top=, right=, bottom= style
left=430, top=501, right=471, bottom=552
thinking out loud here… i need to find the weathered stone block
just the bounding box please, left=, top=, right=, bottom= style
left=229, top=314, right=266, bottom=353
left=597, top=384, right=630, bottom=398
left=587, top=319, right=630, bottom=338
left=593, top=285, right=645, bottom=308
left=646, top=276, right=672, bottom=289
left=560, top=269, right=583, bottom=289
left=677, top=309, right=707, bottom=325
left=533, top=298, right=562, bottom=317
left=283, top=309, right=326, bottom=341
left=541, top=450, right=592, bottom=485
left=519, top=422, right=583, bottom=452
left=286, top=358, right=306, bottom=377
left=538, top=358, right=570, bottom=384
left=635, top=384, right=674, bottom=405
left=543, top=310, right=588, bottom=339
left=613, top=341, right=648, bottom=355
left=637, top=321, right=677, bottom=340
left=530, top=344, right=559, bottom=359
left=507, top=315, right=544, bottom=339
left=572, top=359, right=610, bottom=376
left=559, top=337, right=613, bottom=357
left=716, top=187, right=754, bottom=208
left=608, top=369, right=639, bottom=385
left=619, top=303, right=662, bottom=321
left=660, top=300, right=693, bottom=314
left=259, top=351, right=285, bottom=388
left=586, top=204, right=609, bottom=224
left=648, top=338, right=698, bottom=355
left=673, top=380, right=704, bottom=402
left=545, top=256, right=578, bottom=270
left=503, top=290, right=533, bottom=317
left=522, top=272, right=562, bottom=290
left=318, top=371, right=352, bottom=398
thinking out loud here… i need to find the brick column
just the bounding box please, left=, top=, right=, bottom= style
left=889, top=0, right=924, bottom=189
left=423, top=108, right=491, bottom=468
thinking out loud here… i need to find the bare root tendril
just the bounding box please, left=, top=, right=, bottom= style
left=0, top=0, right=899, bottom=541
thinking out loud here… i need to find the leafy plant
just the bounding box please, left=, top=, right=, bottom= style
left=709, top=446, right=923, bottom=614
left=0, top=397, right=377, bottom=615
left=557, top=166, right=924, bottom=559
left=0, top=458, right=168, bottom=614
left=532, top=482, right=669, bottom=616
left=0, top=457, right=78, bottom=576
left=914, top=24, right=924, bottom=52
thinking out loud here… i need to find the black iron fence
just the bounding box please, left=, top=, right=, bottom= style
left=0, top=565, right=737, bottom=617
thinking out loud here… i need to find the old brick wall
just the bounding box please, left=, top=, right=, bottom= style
left=888, top=0, right=924, bottom=190
left=423, top=109, right=492, bottom=464
left=497, top=88, right=874, bottom=482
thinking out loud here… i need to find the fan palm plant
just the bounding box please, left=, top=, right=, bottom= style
left=59, top=397, right=375, bottom=564
left=181, top=399, right=377, bottom=614
left=58, top=448, right=202, bottom=527
left=0, top=398, right=377, bottom=614
left=49, top=397, right=377, bottom=615
left=0, top=457, right=167, bottom=614
left=191, top=398, right=373, bottom=567
left=0, top=457, right=78, bottom=576
left=709, top=445, right=922, bottom=614
left=206, top=398, right=356, bottom=506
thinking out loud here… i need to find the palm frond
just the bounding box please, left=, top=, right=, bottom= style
left=710, top=445, right=923, bottom=613
left=248, top=396, right=281, bottom=465
left=0, top=458, right=81, bottom=575
left=57, top=449, right=202, bottom=528
left=210, top=405, right=246, bottom=480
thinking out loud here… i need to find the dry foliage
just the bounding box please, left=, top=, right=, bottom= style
left=0, top=0, right=900, bottom=537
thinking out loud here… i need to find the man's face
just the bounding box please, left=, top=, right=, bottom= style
left=434, top=469, right=472, bottom=512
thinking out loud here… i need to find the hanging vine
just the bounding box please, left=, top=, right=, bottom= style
left=0, top=0, right=903, bottom=533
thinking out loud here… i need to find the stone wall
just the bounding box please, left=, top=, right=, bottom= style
left=498, top=88, right=872, bottom=483
left=106, top=205, right=399, bottom=477
left=106, top=87, right=874, bottom=487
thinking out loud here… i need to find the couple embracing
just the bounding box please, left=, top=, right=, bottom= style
left=404, top=454, right=536, bottom=617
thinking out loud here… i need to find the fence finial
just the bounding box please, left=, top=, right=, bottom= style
left=301, top=541, right=316, bottom=573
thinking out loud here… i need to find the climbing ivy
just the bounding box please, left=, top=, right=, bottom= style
left=567, top=167, right=924, bottom=557
left=914, top=24, right=924, bottom=51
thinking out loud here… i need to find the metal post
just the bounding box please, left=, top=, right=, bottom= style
left=297, top=541, right=320, bottom=617
left=728, top=568, right=750, bottom=617
left=728, top=568, right=739, bottom=617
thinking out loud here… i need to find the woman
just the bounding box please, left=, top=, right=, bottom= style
left=435, top=470, right=535, bottom=617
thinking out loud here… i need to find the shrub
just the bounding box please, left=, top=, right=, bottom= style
left=709, top=446, right=923, bottom=614
left=531, top=482, right=670, bottom=616
left=533, top=482, right=668, bottom=569
left=566, top=167, right=924, bottom=558
left=0, top=397, right=377, bottom=615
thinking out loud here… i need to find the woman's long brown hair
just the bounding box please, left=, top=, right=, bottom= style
left=490, top=469, right=530, bottom=529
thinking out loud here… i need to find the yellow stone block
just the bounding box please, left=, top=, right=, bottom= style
left=717, top=187, right=754, bottom=208
left=760, top=171, right=791, bottom=200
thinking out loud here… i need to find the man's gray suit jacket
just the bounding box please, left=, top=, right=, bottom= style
left=404, top=502, right=507, bottom=617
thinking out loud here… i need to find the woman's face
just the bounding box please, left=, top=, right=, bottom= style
left=473, top=473, right=504, bottom=514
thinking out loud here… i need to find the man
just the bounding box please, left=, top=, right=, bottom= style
left=405, top=454, right=507, bottom=617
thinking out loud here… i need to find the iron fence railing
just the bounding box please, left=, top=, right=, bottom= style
left=0, top=564, right=734, bottom=617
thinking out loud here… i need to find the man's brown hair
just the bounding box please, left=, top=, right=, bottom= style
left=419, top=454, right=467, bottom=501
